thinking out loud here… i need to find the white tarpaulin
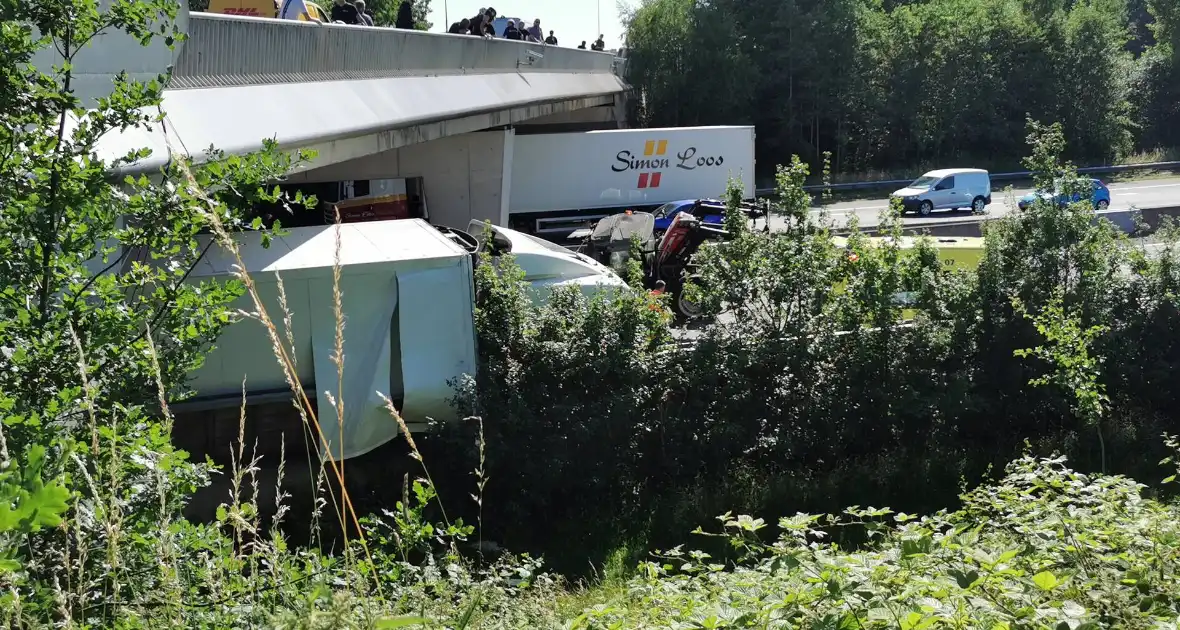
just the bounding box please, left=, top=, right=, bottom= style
left=396, top=266, right=477, bottom=426
left=308, top=272, right=399, bottom=461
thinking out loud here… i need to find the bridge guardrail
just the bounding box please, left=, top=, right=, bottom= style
left=172, top=12, right=619, bottom=89
left=753, top=160, right=1180, bottom=196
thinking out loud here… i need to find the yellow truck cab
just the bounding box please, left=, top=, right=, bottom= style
left=209, top=0, right=331, bottom=22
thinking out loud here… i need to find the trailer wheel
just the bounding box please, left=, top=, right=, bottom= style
left=672, top=282, right=703, bottom=320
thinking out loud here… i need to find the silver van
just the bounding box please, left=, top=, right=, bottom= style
left=890, top=168, right=992, bottom=216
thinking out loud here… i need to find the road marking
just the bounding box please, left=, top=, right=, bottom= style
left=1111, top=182, right=1180, bottom=191
left=806, top=178, right=1180, bottom=216
left=810, top=205, right=888, bottom=213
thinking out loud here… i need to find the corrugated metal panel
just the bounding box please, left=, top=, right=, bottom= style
left=172, top=13, right=622, bottom=89
left=92, top=71, right=626, bottom=174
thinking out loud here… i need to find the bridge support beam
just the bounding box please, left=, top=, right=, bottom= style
left=293, top=94, right=617, bottom=174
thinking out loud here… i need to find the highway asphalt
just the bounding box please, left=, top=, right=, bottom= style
left=761, top=176, right=1180, bottom=231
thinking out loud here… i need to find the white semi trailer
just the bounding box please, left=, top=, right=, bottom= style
left=506, top=125, right=756, bottom=239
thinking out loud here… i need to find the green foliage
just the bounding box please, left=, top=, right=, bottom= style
left=0, top=0, right=320, bottom=625
left=1014, top=290, right=1111, bottom=470
left=573, top=455, right=1180, bottom=628
left=369, top=0, right=433, bottom=29
left=441, top=250, right=672, bottom=562
left=625, top=0, right=1156, bottom=173
left=433, top=115, right=1180, bottom=578
left=1147, top=0, right=1179, bottom=54
left=721, top=176, right=749, bottom=237
left=11, top=0, right=1180, bottom=626
left=0, top=443, right=70, bottom=574
left=623, top=0, right=755, bottom=128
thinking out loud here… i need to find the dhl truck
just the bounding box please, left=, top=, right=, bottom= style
left=207, top=0, right=330, bottom=21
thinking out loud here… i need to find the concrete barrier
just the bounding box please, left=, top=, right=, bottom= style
left=842, top=205, right=1180, bottom=238
left=173, top=13, right=620, bottom=90
left=756, top=163, right=1180, bottom=196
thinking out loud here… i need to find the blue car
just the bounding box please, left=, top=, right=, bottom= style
left=652, top=199, right=726, bottom=231
left=1017, top=178, right=1111, bottom=211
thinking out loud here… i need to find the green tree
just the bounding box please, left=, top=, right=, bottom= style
left=1147, top=0, right=1179, bottom=53
left=1130, top=0, right=1180, bottom=149
left=412, top=0, right=431, bottom=29
left=369, top=0, right=432, bottom=29
left=0, top=0, right=309, bottom=621
left=624, top=0, right=1156, bottom=176
left=623, top=0, right=754, bottom=128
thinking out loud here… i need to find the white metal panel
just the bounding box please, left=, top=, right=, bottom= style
left=184, top=219, right=478, bottom=452
left=397, top=263, right=477, bottom=429
left=91, top=72, right=626, bottom=176
left=467, top=132, right=506, bottom=227
left=309, top=271, right=400, bottom=460
left=499, top=129, right=516, bottom=226
left=188, top=276, right=316, bottom=397
left=508, top=126, right=756, bottom=214
left=187, top=220, right=467, bottom=280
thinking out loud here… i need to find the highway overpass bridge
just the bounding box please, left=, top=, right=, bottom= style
left=55, top=5, right=629, bottom=228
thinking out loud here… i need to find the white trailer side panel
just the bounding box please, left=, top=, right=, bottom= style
left=184, top=219, right=477, bottom=459
left=508, top=126, right=756, bottom=215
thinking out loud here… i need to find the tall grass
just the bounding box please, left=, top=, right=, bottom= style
left=176, top=153, right=391, bottom=596
left=160, top=148, right=502, bottom=626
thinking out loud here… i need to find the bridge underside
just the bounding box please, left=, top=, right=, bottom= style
left=97, top=71, right=626, bottom=176
left=279, top=96, right=626, bottom=233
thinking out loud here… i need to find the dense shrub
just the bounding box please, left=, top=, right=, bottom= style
left=8, top=0, right=1180, bottom=627
left=434, top=120, right=1180, bottom=571
left=574, top=454, right=1180, bottom=628
left=1, top=3, right=554, bottom=627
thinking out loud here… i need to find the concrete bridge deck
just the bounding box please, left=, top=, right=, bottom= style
left=52, top=7, right=627, bottom=173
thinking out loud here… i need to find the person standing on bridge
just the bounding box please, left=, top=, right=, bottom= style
left=395, top=0, right=413, bottom=28
left=503, top=19, right=522, bottom=40
left=448, top=17, right=469, bottom=34
left=577, top=40, right=586, bottom=49
left=329, top=0, right=359, bottom=23
left=544, top=30, right=557, bottom=45
left=526, top=18, right=543, bottom=42
left=354, top=0, right=373, bottom=25
left=482, top=9, right=498, bottom=36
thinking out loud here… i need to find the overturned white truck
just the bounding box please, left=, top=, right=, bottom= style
left=172, top=219, right=478, bottom=464
left=171, top=217, right=627, bottom=471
